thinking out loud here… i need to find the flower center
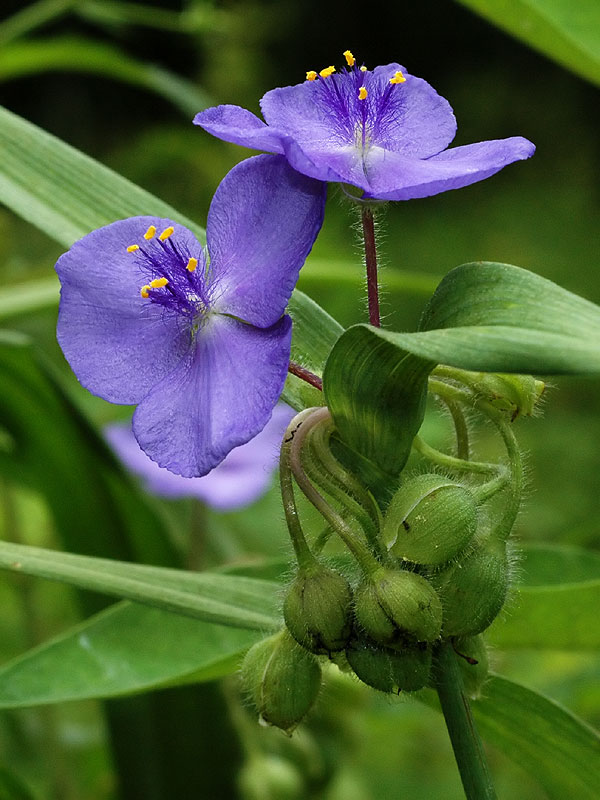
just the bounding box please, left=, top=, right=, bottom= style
left=126, top=224, right=210, bottom=323
left=305, top=51, right=406, bottom=157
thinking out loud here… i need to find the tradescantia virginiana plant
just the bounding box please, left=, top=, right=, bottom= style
left=0, top=45, right=599, bottom=800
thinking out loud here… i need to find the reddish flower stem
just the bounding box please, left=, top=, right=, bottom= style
left=288, top=361, right=323, bottom=391
left=361, top=206, right=381, bottom=327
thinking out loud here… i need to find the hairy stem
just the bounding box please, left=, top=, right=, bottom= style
left=288, top=361, right=323, bottom=391
left=433, top=641, right=498, bottom=800
left=361, top=206, right=381, bottom=327
left=289, top=409, right=380, bottom=576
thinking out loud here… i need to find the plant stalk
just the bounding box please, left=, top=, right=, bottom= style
left=361, top=206, right=381, bottom=327
left=433, top=641, right=497, bottom=800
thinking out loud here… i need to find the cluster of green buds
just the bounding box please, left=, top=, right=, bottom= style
left=241, top=370, right=543, bottom=732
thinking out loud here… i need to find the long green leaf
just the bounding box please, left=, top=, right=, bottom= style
left=0, top=601, right=261, bottom=707
left=0, top=104, right=202, bottom=245
left=344, top=262, right=600, bottom=376
left=0, top=37, right=212, bottom=117
left=455, top=0, right=600, bottom=87
left=0, top=540, right=281, bottom=630
left=473, top=674, right=600, bottom=800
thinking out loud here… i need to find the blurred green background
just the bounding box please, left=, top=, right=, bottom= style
left=0, top=1, right=599, bottom=798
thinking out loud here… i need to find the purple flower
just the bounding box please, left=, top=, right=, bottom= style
left=105, top=404, right=295, bottom=511
left=194, top=51, right=535, bottom=201
left=56, top=155, right=325, bottom=477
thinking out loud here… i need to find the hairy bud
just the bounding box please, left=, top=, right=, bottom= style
left=430, top=537, right=508, bottom=637
left=284, top=565, right=353, bottom=654
left=354, top=567, right=442, bottom=645
left=383, top=473, right=478, bottom=566
left=241, top=630, right=321, bottom=734
left=346, top=637, right=432, bottom=693
left=467, top=371, right=545, bottom=420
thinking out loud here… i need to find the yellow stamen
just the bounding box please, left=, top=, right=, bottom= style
left=186, top=257, right=198, bottom=272
left=319, top=66, right=336, bottom=78
left=126, top=244, right=139, bottom=253
left=159, top=226, right=175, bottom=241
left=360, top=65, right=367, bottom=72
left=149, top=277, right=168, bottom=289
left=343, top=50, right=355, bottom=67
left=306, top=70, right=318, bottom=81
left=144, top=225, right=157, bottom=240
left=358, top=87, right=368, bottom=101
left=389, top=70, right=406, bottom=85
left=140, top=285, right=151, bottom=298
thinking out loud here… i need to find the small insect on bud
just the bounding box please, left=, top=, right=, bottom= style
left=430, top=536, right=508, bottom=637
left=346, top=637, right=432, bottom=693
left=241, top=630, right=321, bottom=734
left=353, top=567, right=443, bottom=645
left=238, top=755, right=304, bottom=800
left=383, top=474, right=478, bottom=566
left=284, top=565, right=353, bottom=655
left=452, top=635, right=489, bottom=699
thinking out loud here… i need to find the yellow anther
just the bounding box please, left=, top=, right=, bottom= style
left=319, top=66, right=336, bottom=78
left=358, top=86, right=368, bottom=101
left=343, top=50, right=355, bottom=67
left=126, top=244, right=139, bottom=253
left=390, top=70, right=406, bottom=84
left=140, top=285, right=151, bottom=298
left=186, top=257, right=198, bottom=272
left=360, top=65, right=368, bottom=72
left=144, top=225, right=156, bottom=240
left=149, top=277, right=169, bottom=289
left=159, top=226, right=175, bottom=241
left=306, top=70, right=318, bottom=81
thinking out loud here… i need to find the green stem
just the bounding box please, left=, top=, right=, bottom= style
left=279, top=410, right=320, bottom=571
left=302, top=414, right=383, bottom=558
left=289, top=409, right=381, bottom=577
left=0, top=0, right=75, bottom=44
left=490, top=420, right=523, bottom=542
left=433, top=641, right=497, bottom=800
left=445, top=399, right=470, bottom=460
left=412, top=436, right=499, bottom=476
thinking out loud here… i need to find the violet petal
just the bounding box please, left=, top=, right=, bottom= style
left=206, top=155, right=326, bottom=327
left=132, top=313, right=292, bottom=477
left=55, top=216, right=202, bottom=404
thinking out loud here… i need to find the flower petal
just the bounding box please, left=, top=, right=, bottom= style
left=206, top=155, right=326, bottom=327
left=105, top=403, right=294, bottom=510
left=55, top=216, right=202, bottom=403
left=132, top=313, right=292, bottom=477
left=363, top=137, right=536, bottom=201
left=193, top=104, right=286, bottom=154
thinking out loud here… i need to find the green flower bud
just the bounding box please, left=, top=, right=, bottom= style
left=467, top=371, right=545, bottom=420
left=241, top=630, right=321, bottom=734
left=346, top=637, right=432, bottom=693
left=238, top=755, right=303, bottom=800
left=453, top=635, right=489, bottom=699
left=430, top=537, right=508, bottom=637
left=383, top=474, right=478, bottom=566
left=284, top=565, right=353, bottom=654
left=354, top=567, right=442, bottom=645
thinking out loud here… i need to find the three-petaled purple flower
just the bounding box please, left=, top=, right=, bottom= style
left=55, top=155, right=325, bottom=477
left=105, top=404, right=295, bottom=510
left=194, top=50, right=535, bottom=201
